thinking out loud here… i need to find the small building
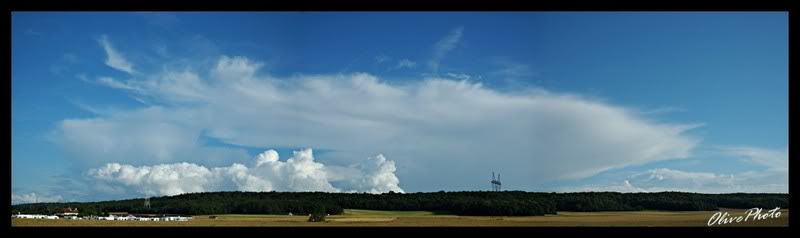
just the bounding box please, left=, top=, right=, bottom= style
left=164, top=216, right=190, bottom=221
left=14, top=214, right=53, bottom=219
left=55, top=207, right=79, bottom=216
left=15, top=214, right=47, bottom=219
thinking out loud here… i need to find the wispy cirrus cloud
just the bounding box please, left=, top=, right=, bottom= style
left=24, top=28, right=44, bottom=37
left=488, top=57, right=537, bottom=82
left=628, top=166, right=785, bottom=193
left=49, top=53, right=81, bottom=76
left=428, top=26, right=464, bottom=73
left=154, top=44, right=169, bottom=58
left=557, top=146, right=788, bottom=193
left=723, top=146, right=788, bottom=170
left=445, top=72, right=472, bottom=80
left=98, top=34, right=136, bottom=74
left=394, top=58, right=417, bottom=69
left=637, top=106, right=687, bottom=115
left=96, top=76, right=142, bottom=92
left=375, top=55, right=390, bottom=64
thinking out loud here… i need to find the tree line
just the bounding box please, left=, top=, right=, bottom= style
left=10, top=191, right=788, bottom=217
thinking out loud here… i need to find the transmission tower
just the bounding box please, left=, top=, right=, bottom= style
left=491, top=172, right=502, bottom=192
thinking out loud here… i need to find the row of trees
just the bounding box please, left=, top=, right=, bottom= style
left=11, top=191, right=788, bottom=216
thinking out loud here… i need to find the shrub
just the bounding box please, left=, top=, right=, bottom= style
left=308, top=212, right=327, bottom=222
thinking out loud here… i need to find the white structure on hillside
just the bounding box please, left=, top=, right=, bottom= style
left=12, top=214, right=58, bottom=219
left=12, top=212, right=192, bottom=222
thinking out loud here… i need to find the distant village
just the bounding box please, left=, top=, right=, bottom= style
left=11, top=207, right=193, bottom=221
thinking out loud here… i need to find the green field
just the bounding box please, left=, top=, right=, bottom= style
left=11, top=208, right=789, bottom=227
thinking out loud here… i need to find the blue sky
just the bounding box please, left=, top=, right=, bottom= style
left=12, top=12, right=787, bottom=203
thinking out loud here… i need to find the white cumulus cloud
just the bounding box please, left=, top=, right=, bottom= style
left=87, top=148, right=403, bottom=197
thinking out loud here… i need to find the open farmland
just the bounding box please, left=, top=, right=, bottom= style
left=11, top=208, right=788, bottom=227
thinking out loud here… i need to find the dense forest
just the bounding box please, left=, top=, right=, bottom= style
left=10, top=191, right=789, bottom=217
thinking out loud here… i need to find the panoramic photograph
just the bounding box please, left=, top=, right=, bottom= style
left=10, top=12, right=788, bottom=227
